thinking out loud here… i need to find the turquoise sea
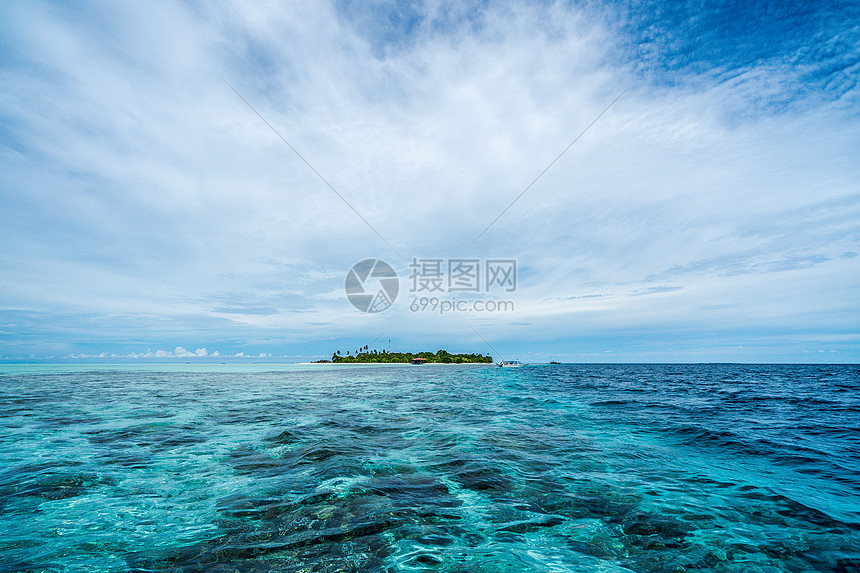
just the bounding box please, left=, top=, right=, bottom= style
left=0, top=363, right=858, bottom=572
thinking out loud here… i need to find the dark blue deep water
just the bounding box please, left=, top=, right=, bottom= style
left=0, top=363, right=858, bottom=572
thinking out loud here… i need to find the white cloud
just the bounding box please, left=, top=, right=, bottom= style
left=1, top=1, right=858, bottom=361
left=65, top=347, right=220, bottom=359
left=173, top=347, right=209, bottom=358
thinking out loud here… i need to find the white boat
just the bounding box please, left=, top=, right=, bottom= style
left=497, top=360, right=524, bottom=367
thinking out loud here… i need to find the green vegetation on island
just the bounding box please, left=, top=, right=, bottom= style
left=317, top=347, right=492, bottom=364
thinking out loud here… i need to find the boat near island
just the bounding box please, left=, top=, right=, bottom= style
left=497, top=360, right=524, bottom=367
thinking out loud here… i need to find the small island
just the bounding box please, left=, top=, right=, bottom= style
left=315, top=348, right=493, bottom=364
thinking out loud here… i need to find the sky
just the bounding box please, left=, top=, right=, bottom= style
left=1, top=0, right=858, bottom=363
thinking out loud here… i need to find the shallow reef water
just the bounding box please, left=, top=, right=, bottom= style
left=0, top=363, right=858, bottom=572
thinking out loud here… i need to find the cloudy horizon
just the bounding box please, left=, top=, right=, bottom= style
left=1, top=0, right=858, bottom=363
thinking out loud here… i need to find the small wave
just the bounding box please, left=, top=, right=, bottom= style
left=589, top=399, right=632, bottom=407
